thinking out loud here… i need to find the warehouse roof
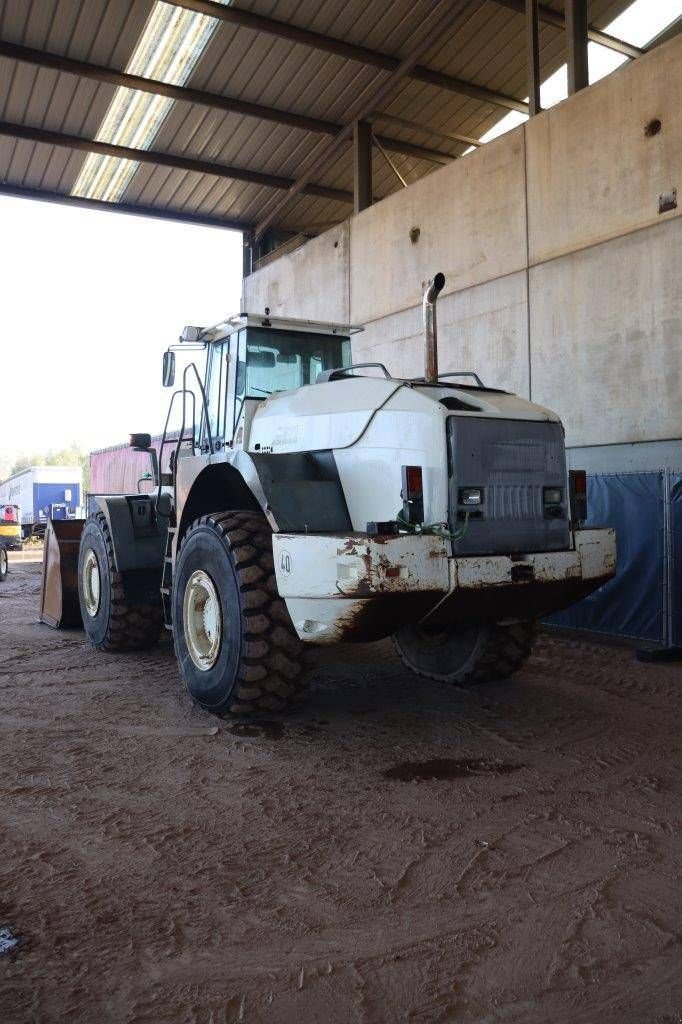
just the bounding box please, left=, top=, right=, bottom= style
left=0, top=0, right=672, bottom=246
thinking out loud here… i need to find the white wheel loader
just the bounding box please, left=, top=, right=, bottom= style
left=74, top=274, right=615, bottom=716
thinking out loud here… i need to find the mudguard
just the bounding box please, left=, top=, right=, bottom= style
left=92, top=494, right=166, bottom=571
left=91, top=494, right=167, bottom=578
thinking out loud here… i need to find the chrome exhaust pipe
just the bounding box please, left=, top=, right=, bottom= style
left=423, top=272, right=445, bottom=383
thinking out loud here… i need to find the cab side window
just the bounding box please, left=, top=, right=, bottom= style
left=204, top=342, right=226, bottom=450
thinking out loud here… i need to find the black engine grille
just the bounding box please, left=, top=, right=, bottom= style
left=447, top=417, right=569, bottom=555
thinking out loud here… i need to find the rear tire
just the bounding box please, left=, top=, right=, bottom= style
left=393, top=620, right=536, bottom=685
left=78, top=511, right=162, bottom=651
left=172, top=511, right=310, bottom=717
left=0, top=546, right=7, bottom=582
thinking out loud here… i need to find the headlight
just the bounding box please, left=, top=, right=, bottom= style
left=459, top=487, right=483, bottom=506
left=543, top=487, right=563, bottom=505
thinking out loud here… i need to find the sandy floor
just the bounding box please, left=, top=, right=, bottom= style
left=0, top=562, right=680, bottom=1023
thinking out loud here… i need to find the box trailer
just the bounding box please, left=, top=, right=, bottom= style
left=90, top=434, right=179, bottom=504
left=0, top=466, right=83, bottom=539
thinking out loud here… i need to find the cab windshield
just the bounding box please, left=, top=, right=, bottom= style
left=238, top=327, right=351, bottom=397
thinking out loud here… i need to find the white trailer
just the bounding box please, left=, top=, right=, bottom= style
left=0, top=465, right=84, bottom=538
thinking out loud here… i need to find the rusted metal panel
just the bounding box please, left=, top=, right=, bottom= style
left=275, top=527, right=616, bottom=643
left=273, top=532, right=450, bottom=601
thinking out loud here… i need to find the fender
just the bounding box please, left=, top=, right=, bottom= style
left=90, top=495, right=167, bottom=607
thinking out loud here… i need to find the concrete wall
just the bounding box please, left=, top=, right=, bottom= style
left=244, top=36, right=682, bottom=468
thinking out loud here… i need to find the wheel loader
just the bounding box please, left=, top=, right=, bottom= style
left=70, top=273, right=615, bottom=716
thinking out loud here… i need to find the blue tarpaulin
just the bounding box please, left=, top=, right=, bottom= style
left=671, top=474, right=682, bottom=647
left=547, top=471, right=679, bottom=646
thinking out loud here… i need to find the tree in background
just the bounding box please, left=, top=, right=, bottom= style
left=5, top=443, right=91, bottom=493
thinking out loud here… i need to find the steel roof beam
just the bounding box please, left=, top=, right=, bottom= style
left=492, top=0, right=643, bottom=60
left=370, top=112, right=481, bottom=149
left=0, top=121, right=354, bottom=203
left=0, top=183, right=250, bottom=232
left=253, top=0, right=472, bottom=240
left=168, top=0, right=529, bottom=114
left=0, top=39, right=338, bottom=136
left=0, top=39, right=458, bottom=167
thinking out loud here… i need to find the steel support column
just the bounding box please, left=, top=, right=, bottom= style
left=353, top=120, right=373, bottom=214
left=242, top=232, right=253, bottom=278
left=526, top=0, right=541, bottom=116
left=566, top=0, right=589, bottom=94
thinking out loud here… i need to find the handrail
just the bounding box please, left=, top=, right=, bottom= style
left=156, top=361, right=215, bottom=519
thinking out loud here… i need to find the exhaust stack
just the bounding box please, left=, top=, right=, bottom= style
left=423, top=272, right=445, bottom=383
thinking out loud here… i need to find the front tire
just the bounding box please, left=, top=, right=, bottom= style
left=0, top=546, right=7, bottom=582
left=172, top=511, right=310, bottom=717
left=78, top=511, right=162, bottom=650
left=393, top=620, right=536, bottom=685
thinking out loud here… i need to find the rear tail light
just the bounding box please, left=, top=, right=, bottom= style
left=401, top=465, right=424, bottom=525
left=569, top=470, right=588, bottom=525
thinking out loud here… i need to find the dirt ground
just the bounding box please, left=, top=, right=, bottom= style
left=0, top=561, right=680, bottom=1024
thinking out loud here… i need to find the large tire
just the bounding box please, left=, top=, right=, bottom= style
left=0, top=546, right=7, bottom=582
left=172, top=511, right=310, bottom=717
left=393, top=619, right=536, bottom=685
left=78, top=511, right=163, bottom=651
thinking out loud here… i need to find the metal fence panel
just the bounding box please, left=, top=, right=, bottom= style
left=671, top=473, right=682, bottom=647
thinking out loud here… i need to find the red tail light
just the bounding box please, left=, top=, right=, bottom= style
left=569, top=470, right=588, bottom=525
left=404, top=466, right=423, bottom=498
left=401, top=465, right=424, bottom=525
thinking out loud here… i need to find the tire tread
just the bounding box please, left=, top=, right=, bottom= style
left=393, top=620, right=536, bottom=685
left=175, top=511, right=311, bottom=716
left=87, top=511, right=162, bottom=651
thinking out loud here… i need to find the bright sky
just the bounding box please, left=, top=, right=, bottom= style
left=0, top=200, right=242, bottom=464
left=0, top=0, right=678, bottom=473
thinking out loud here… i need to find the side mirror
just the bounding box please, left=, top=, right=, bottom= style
left=130, top=433, right=159, bottom=488
left=162, top=350, right=175, bottom=387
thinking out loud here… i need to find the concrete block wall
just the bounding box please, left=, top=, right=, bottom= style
left=243, top=35, right=682, bottom=469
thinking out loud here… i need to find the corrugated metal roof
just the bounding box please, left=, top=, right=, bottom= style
left=0, top=0, right=640, bottom=237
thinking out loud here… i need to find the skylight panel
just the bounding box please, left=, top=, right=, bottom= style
left=71, top=1, right=231, bottom=203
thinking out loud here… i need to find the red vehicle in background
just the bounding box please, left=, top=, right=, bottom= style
left=0, top=503, right=22, bottom=550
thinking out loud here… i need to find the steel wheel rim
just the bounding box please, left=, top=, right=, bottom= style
left=183, top=569, right=222, bottom=672
left=0, top=548, right=7, bottom=575
left=413, top=622, right=452, bottom=647
left=82, top=548, right=101, bottom=617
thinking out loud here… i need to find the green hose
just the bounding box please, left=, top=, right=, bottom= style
left=395, top=509, right=469, bottom=542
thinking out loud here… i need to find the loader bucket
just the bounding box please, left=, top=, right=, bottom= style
left=40, top=519, right=86, bottom=628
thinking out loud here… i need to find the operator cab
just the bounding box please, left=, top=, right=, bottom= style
left=162, top=313, right=360, bottom=456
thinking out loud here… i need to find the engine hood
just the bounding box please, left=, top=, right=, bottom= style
left=247, top=378, right=562, bottom=455
left=248, top=378, right=401, bottom=453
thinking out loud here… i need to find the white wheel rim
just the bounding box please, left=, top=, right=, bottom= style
left=82, top=548, right=101, bottom=617
left=183, top=569, right=222, bottom=671
left=0, top=549, right=7, bottom=574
